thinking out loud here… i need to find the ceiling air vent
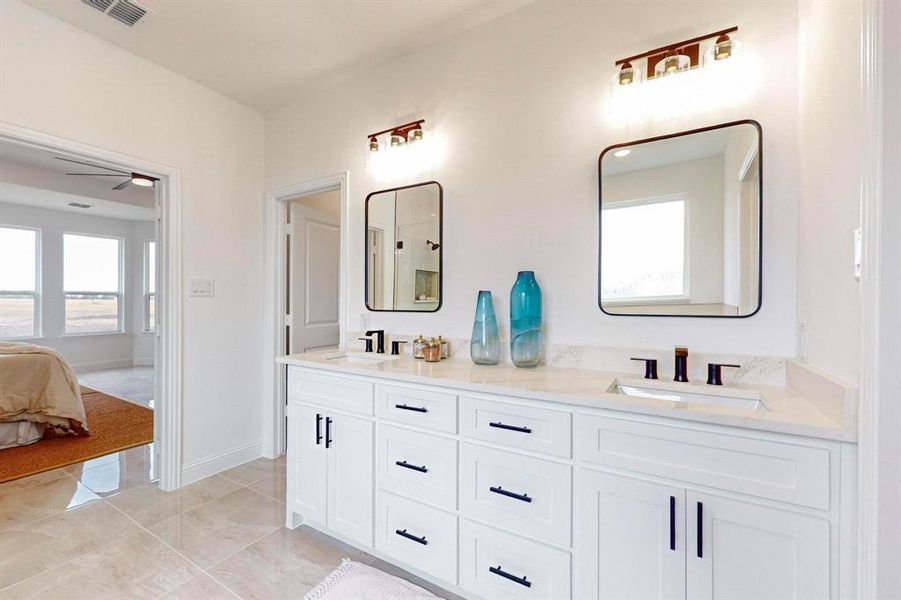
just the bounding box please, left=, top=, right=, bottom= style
left=81, top=0, right=149, bottom=27
left=67, top=202, right=92, bottom=209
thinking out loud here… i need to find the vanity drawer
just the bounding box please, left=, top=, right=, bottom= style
left=460, top=519, right=570, bottom=600
left=287, top=368, right=373, bottom=415
left=376, top=383, right=457, bottom=434
left=375, top=491, right=457, bottom=584
left=461, top=396, right=571, bottom=458
left=377, top=424, right=457, bottom=510
left=577, top=414, right=832, bottom=509
left=460, top=443, right=571, bottom=547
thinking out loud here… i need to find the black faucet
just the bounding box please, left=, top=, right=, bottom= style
left=674, top=346, right=689, bottom=382
left=707, top=363, right=741, bottom=386
left=365, top=330, right=386, bottom=354
left=630, top=357, right=659, bottom=380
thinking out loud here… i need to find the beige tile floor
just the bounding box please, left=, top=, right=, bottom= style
left=0, top=446, right=462, bottom=599
left=78, top=366, right=155, bottom=408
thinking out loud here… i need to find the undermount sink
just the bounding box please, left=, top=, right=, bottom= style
left=610, top=381, right=765, bottom=411
left=324, top=352, right=399, bottom=365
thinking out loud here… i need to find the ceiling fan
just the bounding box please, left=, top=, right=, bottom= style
left=56, top=156, right=157, bottom=190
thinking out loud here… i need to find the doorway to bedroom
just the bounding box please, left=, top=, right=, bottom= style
left=0, top=136, right=166, bottom=485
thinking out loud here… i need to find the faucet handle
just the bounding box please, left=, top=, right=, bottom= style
left=630, top=357, right=659, bottom=380
left=707, top=363, right=741, bottom=386
left=358, top=337, right=374, bottom=353
left=390, top=340, right=407, bottom=356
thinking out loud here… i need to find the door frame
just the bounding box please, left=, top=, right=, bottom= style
left=0, top=120, right=184, bottom=491
left=263, top=172, right=349, bottom=457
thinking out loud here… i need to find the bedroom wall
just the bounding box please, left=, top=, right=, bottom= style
left=0, top=0, right=266, bottom=482
left=0, top=202, right=151, bottom=371
left=265, top=0, right=801, bottom=358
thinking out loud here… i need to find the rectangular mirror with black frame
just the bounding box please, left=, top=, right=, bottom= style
left=365, top=181, right=442, bottom=312
left=598, top=120, right=762, bottom=317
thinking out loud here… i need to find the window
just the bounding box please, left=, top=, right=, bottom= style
left=64, top=233, right=122, bottom=334
left=0, top=226, right=39, bottom=339
left=144, top=240, right=156, bottom=332
left=601, top=195, right=688, bottom=302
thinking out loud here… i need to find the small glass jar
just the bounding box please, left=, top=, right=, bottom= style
left=412, top=335, right=428, bottom=359
left=436, top=336, right=449, bottom=359
left=424, top=340, right=441, bottom=362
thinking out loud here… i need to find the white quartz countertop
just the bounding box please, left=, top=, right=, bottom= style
left=277, top=351, right=857, bottom=442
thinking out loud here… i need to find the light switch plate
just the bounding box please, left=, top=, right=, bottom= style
left=189, top=278, right=215, bottom=297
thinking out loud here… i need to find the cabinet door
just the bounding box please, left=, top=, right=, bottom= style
left=576, top=470, right=685, bottom=600
left=326, top=412, right=374, bottom=546
left=686, top=492, right=830, bottom=600
left=286, top=404, right=327, bottom=525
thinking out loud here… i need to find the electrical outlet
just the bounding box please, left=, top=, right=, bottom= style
left=188, top=278, right=215, bottom=297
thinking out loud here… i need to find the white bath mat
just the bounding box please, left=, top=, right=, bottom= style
left=303, top=559, right=442, bottom=600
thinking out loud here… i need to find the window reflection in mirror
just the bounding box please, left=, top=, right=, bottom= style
left=599, top=121, right=761, bottom=317
left=365, top=181, right=442, bottom=312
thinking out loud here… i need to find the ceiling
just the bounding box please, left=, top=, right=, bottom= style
left=0, top=141, right=156, bottom=220
left=24, top=0, right=530, bottom=112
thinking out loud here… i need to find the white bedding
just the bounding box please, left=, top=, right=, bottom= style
left=0, top=421, right=46, bottom=450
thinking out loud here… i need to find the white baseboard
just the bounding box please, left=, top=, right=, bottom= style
left=132, top=357, right=154, bottom=367
left=180, top=441, right=263, bottom=486
left=73, top=358, right=135, bottom=373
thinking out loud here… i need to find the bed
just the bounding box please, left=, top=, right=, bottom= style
left=0, top=342, right=88, bottom=450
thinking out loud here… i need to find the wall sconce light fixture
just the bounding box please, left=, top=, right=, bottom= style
left=615, top=26, right=739, bottom=86
left=368, top=119, right=425, bottom=152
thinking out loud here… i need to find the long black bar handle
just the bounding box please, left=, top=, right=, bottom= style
left=489, top=421, right=532, bottom=434
left=315, top=413, right=322, bottom=445
left=696, top=501, right=703, bottom=558
left=669, top=496, right=676, bottom=551
left=395, top=460, right=428, bottom=473
left=325, top=417, right=333, bottom=449
left=395, top=404, right=428, bottom=413
left=489, top=486, right=532, bottom=503
left=489, top=566, right=532, bottom=588
left=395, top=529, right=428, bottom=545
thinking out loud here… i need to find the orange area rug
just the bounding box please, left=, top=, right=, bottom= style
left=0, top=386, right=153, bottom=483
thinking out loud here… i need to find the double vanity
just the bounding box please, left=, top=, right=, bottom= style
left=278, top=350, right=857, bottom=600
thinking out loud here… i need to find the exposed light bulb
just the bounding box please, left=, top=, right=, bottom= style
left=369, top=136, right=379, bottom=152
left=618, top=62, right=635, bottom=86
left=714, top=35, right=733, bottom=61
left=410, top=127, right=423, bottom=142
left=390, top=132, right=405, bottom=147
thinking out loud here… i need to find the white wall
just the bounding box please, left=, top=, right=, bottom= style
left=797, top=1, right=863, bottom=383
left=0, top=1, right=266, bottom=476
left=0, top=202, right=151, bottom=371
left=266, top=0, right=801, bottom=358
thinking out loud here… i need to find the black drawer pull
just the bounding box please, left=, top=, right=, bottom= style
left=489, top=565, right=532, bottom=588
left=697, top=501, right=703, bottom=558
left=395, top=403, right=428, bottom=413
left=325, top=416, right=333, bottom=448
left=489, top=486, right=532, bottom=503
left=489, top=421, right=531, bottom=434
left=395, top=529, right=428, bottom=545
left=669, top=496, right=676, bottom=551
left=395, top=460, right=428, bottom=473
left=315, top=413, right=322, bottom=445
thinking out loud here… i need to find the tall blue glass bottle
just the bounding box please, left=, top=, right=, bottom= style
left=510, top=271, right=542, bottom=368
left=470, top=291, right=500, bottom=365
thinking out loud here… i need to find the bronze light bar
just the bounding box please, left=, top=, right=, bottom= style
left=614, top=27, right=738, bottom=67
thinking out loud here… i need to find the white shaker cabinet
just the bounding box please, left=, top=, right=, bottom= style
left=577, top=470, right=686, bottom=600
left=685, top=491, right=831, bottom=600
left=286, top=402, right=374, bottom=547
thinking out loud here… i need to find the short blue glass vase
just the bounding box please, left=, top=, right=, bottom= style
left=510, top=271, right=542, bottom=368
left=470, top=290, right=501, bottom=365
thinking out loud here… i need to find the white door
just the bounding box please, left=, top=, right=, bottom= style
left=286, top=404, right=327, bottom=525
left=577, top=469, right=685, bottom=600
left=686, top=492, right=830, bottom=600
left=326, top=412, right=374, bottom=546
left=289, top=202, right=340, bottom=353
